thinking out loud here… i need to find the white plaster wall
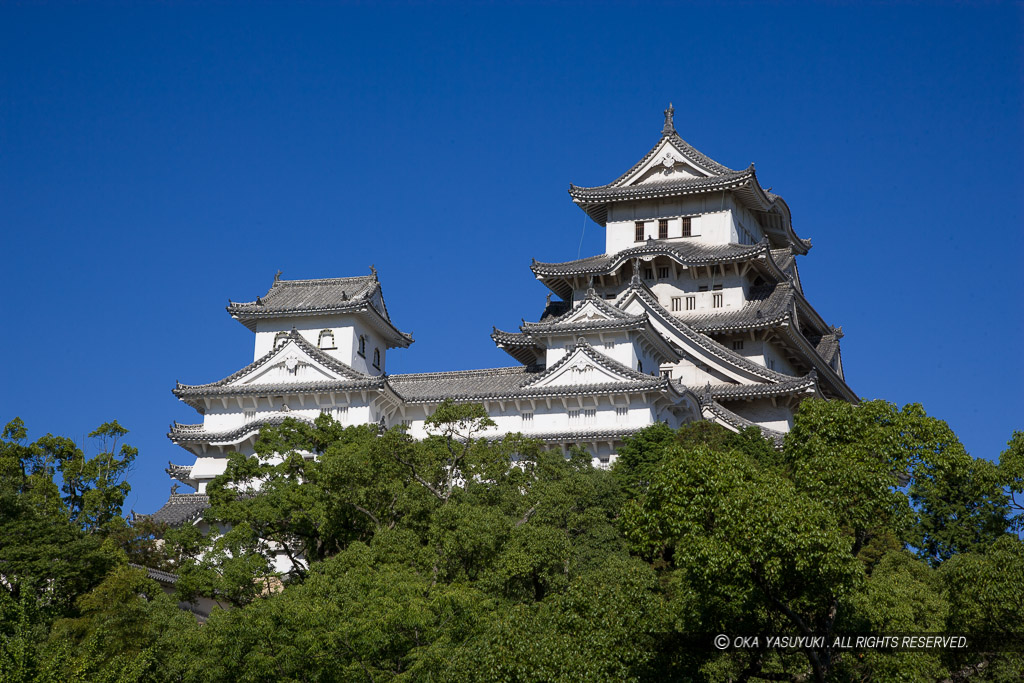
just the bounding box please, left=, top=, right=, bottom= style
left=253, top=316, right=387, bottom=375
left=729, top=398, right=794, bottom=433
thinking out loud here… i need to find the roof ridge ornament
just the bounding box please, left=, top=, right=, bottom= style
left=662, top=102, right=675, bottom=135
left=274, top=270, right=282, bottom=283
left=369, top=264, right=378, bottom=278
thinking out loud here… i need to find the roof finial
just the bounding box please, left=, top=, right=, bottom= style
left=274, top=269, right=282, bottom=283
left=369, top=264, right=377, bottom=278
left=662, top=102, right=675, bottom=135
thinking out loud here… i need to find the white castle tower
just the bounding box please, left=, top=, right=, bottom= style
left=151, top=107, right=853, bottom=526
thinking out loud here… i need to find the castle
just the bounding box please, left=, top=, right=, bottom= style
left=152, top=106, right=854, bottom=527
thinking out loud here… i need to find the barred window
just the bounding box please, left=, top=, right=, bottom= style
left=671, top=297, right=682, bottom=311
left=680, top=216, right=692, bottom=237
left=522, top=412, right=533, bottom=423
left=713, top=293, right=723, bottom=308
left=685, top=296, right=696, bottom=310
left=733, top=340, right=744, bottom=351
left=658, top=219, right=668, bottom=239
left=635, top=221, right=645, bottom=242
left=583, top=408, right=596, bottom=424
left=657, top=266, right=669, bottom=279
left=644, top=268, right=653, bottom=280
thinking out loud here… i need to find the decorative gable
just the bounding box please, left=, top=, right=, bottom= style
left=528, top=347, right=628, bottom=388
left=624, top=140, right=708, bottom=186
left=232, top=339, right=355, bottom=386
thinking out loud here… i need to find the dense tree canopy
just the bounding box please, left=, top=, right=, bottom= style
left=1, top=401, right=1021, bottom=681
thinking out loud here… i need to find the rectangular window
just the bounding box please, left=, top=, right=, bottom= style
left=522, top=412, right=533, bottom=423
left=583, top=408, right=596, bottom=424
left=568, top=409, right=581, bottom=424
left=615, top=406, right=628, bottom=422
left=644, top=268, right=653, bottom=280
left=334, top=406, right=348, bottom=418
left=658, top=219, right=668, bottom=239
left=713, top=284, right=723, bottom=291
left=685, top=296, right=696, bottom=310
left=660, top=369, right=671, bottom=379
left=733, top=340, right=744, bottom=351
left=244, top=410, right=256, bottom=421
left=604, top=340, right=614, bottom=349
left=635, top=221, right=645, bottom=242
left=671, top=297, right=681, bottom=311
left=680, top=216, right=692, bottom=237
left=698, top=285, right=709, bottom=292
left=657, top=266, right=669, bottom=279
left=401, top=419, right=412, bottom=427
left=713, top=293, right=723, bottom=308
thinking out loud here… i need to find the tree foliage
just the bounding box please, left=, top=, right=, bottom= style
left=3, top=400, right=1022, bottom=681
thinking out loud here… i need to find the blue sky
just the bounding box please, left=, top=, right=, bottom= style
left=2, top=3, right=1021, bottom=515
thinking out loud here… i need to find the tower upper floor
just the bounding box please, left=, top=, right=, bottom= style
left=568, top=105, right=810, bottom=257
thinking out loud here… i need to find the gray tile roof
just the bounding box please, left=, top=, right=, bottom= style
left=146, top=493, right=210, bottom=526
left=390, top=339, right=671, bottom=404
left=389, top=366, right=536, bottom=402
left=705, top=374, right=819, bottom=401
left=226, top=272, right=413, bottom=344
left=169, top=415, right=316, bottom=444
left=165, top=463, right=194, bottom=484
left=228, top=274, right=377, bottom=316
left=130, top=563, right=180, bottom=585
left=680, top=283, right=794, bottom=333
left=570, top=167, right=755, bottom=204
left=815, top=333, right=841, bottom=364
left=531, top=239, right=769, bottom=278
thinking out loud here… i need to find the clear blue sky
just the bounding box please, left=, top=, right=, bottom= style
left=2, top=3, right=1021, bottom=515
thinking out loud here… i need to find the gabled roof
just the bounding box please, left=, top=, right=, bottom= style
left=493, top=290, right=679, bottom=365
left=174, top=330, right=385, bottom=410
left=615, top=278, right=793, bottom=384
left=227, top=270, right=413, bottom=346
left=522, top=337, right=667, bottom=390
left=566, top=106, right=810, bottom=253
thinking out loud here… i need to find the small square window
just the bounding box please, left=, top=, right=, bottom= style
left=658, top=219, right=668, bottom=239
left=657, top=266, right=669, bottom=279
left=671, top=297, right=681, bottom=311
left=680, top=216, right=692, bottom=237
left=713, top=293, right=723, bottom=308
left=635, top=221, right=645, bottom=242
left=733, top=340, right=744, bottom=351
left=685, top=296, right=696, bottom=311
left=522, top=412, right=533, bottom=423
left=644, top=268, right=653, bottom=280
